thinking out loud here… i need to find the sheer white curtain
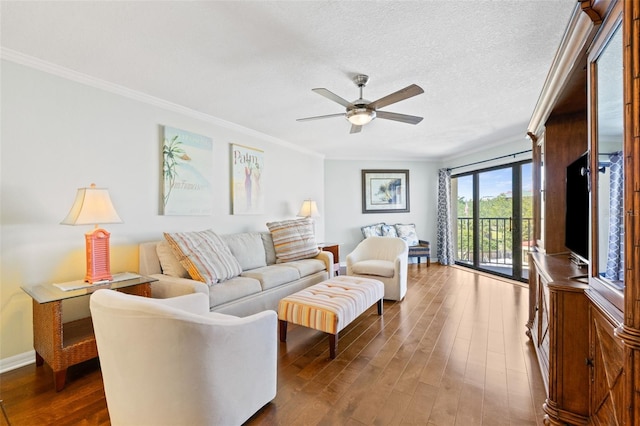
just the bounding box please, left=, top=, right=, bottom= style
left=437, top=168, right=455, bottom=265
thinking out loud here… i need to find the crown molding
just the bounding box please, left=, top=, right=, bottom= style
left=0, top=48, right=324, bottom=159
left=527, top=3, right=598, bottom=138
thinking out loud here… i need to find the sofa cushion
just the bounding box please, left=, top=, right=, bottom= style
left=277, top=259, right=325, bottom=278
left=164, top=229, right=243, bottom=285
left=266, top=218, right=320, bottom=263
left=241, top=265, right=300, bottom=291
left=351, top=260, right=395, bottom=278
left=221, top=232, right=267, bottom=271
left=156, top=240, right=189, bottom=278
left=361, top=223, right=384, bottom=238
left=208, top=276, right=262, bottom=308
left=394, top=223, right=419, bottom=246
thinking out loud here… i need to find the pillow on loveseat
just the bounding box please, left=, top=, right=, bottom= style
left=361, top=223, right=384, bottom=238
left=361, top=223, right=419, bottom=246
left=394, top=223, right=419, bottom=246
left=164, top=229, right=243, bottom=285
left=266, top=218, right=320, bottom=263
left=381, top=224, right=398, bottom=237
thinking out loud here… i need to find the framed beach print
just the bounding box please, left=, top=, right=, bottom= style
left=162, top=126, right=213, bottom=215
left=362, top=169, right=410, bottom=213
left=231, top=143, right=264, bottom=215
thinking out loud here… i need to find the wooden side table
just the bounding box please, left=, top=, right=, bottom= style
left=319, top=243, right=340, bottom=276
left=21, top=273, right=156, bottom=391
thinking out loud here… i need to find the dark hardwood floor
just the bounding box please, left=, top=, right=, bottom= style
left=0, top=264, right=546, bottom=425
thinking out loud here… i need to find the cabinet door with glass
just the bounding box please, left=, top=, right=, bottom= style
left=587, top=8, right=624, bottom=312
left=585, top=3, right=626, bottom=423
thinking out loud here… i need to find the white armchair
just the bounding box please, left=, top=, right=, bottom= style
left=346, top=236, right=409, bottom=301
left=90, top=289, right=277, bottom=426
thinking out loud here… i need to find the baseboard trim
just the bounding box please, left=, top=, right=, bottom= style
left=0, top=350, right=35, bottom=374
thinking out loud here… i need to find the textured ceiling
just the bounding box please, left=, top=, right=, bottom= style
left=0, top=1, right=576, bottom=160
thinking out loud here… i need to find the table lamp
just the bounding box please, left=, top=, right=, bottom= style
left=60, top=183, right=123, bottom=283
left=297, top=199, right=319, bottom=219
left=297, top=199, right=320, bottom=236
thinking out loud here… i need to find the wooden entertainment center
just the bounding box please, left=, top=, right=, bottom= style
left=526, top=1, right=638, bottom=424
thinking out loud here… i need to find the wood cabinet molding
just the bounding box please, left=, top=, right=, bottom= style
left=543, top=400, right=589, bottom=426
left=614, top=324, right=640, bottom=350
left=580, top=0, right=615, bottom=24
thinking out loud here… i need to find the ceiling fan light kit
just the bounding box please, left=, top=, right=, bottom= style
left=297, top=74, right=424, bottom=133
left=346, top=107, right=376, bottom=125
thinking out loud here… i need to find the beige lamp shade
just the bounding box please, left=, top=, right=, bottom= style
left=61, top=184, right=123, bottom=226
left=297, top=199, right=320, bottom=218
left=61, top=183, right=122, bottom=283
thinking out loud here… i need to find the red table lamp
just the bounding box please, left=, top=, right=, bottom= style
left=61, top=183, right=123, bottom=283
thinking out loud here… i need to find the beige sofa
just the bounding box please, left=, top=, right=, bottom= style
left=139, top=231, right=333, bottom=317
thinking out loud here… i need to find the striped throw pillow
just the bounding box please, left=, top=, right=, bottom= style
left=164, top=229, right=242, bottom=285
left=266, top=218, right=320, bottom=263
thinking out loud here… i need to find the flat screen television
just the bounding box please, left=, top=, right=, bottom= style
left=565, top=151, right=589, bottom=265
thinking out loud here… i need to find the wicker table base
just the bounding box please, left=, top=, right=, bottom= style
left=28, top=280, right=152, bottom=391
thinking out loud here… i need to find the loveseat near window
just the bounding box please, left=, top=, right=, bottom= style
left=361, top=223, right=430, bottom=266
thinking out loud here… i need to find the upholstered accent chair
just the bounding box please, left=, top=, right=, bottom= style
left=346, top=236, right=409, bottom=301
left=90, top=289, right=277, bottom=426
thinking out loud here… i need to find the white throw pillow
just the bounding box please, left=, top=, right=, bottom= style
left=164, top=229, right=243, bottom=285
left=266, top=218, right=320, bottom=263
left=381, top=224, right=398, bottom=237
left=361, top=223, right=384, bottom=238
left=394, top=223, right=419, bottom=246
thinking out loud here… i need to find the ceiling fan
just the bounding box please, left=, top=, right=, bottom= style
left=297, top=74, right=424, bottom=134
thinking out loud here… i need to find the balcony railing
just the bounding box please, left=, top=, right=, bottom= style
left=456, top=217, right=533, bottom=266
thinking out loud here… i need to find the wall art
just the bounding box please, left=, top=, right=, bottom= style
left=362, top=169, right=410, bottom=213
left=231, top=143, right=264, bottom=215
left=162, top=126, right=213, bottom=215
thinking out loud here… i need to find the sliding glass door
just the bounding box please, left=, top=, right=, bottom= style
left=452, top=161, right=532, bottom=281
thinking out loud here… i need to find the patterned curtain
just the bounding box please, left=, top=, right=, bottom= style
left=605, top=152, right=624, bottom=281
left=437, top=168, right=455, bottom=265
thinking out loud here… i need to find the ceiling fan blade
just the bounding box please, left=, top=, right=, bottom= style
left=376, top=111, right=423, bottom=125
left=312, top=88, right=352, bottom=107
left=296, top=112, right=346, bottom=122
left=368, top=84, right=424, bottom=110
left=350, top=124, right=363, bottom=134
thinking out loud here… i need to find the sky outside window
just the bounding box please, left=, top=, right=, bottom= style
left=457, top=164, right=532, bottom=200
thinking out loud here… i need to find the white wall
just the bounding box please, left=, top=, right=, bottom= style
left=0, top=60, right=325, bottom=366
left=324, top=160, right=440, bottom=262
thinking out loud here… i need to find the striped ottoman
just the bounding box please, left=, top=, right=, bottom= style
left=278, top=276, right=384, bottom=359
